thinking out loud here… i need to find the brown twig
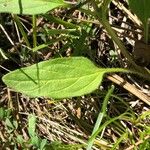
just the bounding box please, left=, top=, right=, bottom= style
left=107, top=74, right=150, bottom=105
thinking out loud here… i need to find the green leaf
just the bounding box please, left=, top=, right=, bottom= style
left=28, top=114, right=36, bottom=137
left=2, top=57, right=129, bottom=99
left=45, top=29, right=79, bottom=36
left=2, top=57, right=106, bottom=99
left=46, top=141, right=84, bottom=150
left=16, top=135, right=24, bottom=144
left=128, top=0, right=150, bottom=26
left=40, top=139, right=48, bottom=150
left=31, top=136, right=40, bottom=148
left=0, top=0, right=67, bottom=15
left=0, top=107, right=5, bottom=120
left=5, top=118, right=14, bottom=129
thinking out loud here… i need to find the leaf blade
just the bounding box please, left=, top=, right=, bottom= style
left=0, top=0, right=67, bottom=15
left=28, top=114, right=36, bottom=137
left=2, top=57, right=105, bottom=99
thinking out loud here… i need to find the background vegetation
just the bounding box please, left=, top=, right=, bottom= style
left=0, top=0, right=150, bottom=149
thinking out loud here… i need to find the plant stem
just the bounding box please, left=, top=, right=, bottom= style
left=32, top=15, right=37, bottom=48
left=92, top=1, right=136, bottom=66
left=43, top=14, right=79, bottom=29
left=13, top=15, right=31, bottom=48
left=91, top=0, right=150, bottom=79
left=144, top=19, right=150, bottom=44
left=106, top=68, right=150, bottom=80
left=102, top=20, right=135, bottom=64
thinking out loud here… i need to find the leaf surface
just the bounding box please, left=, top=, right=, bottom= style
left=0, top=0, right=66, bottom=15
left=28, top=114, right=36, bottom=137
left=2, top=57, right=107, bottom=99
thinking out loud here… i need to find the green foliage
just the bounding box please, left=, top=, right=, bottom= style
left=27, top=114, right=47, bottom=149
left=2, top=57, right=128, bottom=99
left=45, top=29, right=80, bottom=36
left=0, top=0, right=67, bottom=15
left=0, top=0, right=150, bottom=149
left=87, top=85, right=115, bottom=150
left=0, top=107, right=5, bottom=119
left=128, top=0, right=150, bottom=43
left=0, top=107, right=12, bottom=120
left=28, top=114, right=36, bottom=138
left=128, top=0, right=150, bottom=26
left=2, top=57, right=104, bottom=98
left=45, top=141, right=84, bottom=150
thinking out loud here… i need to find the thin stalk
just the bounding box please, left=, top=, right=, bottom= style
left=102, top=20, right=135, bottom=65
left=32, top=15, right=37, bottom=48
left=105, top=68, right=131, bottom=73
left=87, top=113, right=126, bottom=149
left=86, top=85, right=115, bottom=150
left=43, top=14, right=79, bottom=29
left=13, top=15, right=31, bottom=48
left=103, top=68, right=138, bottom=77
left=102, top=0, right=112, bottom=13
left=87, top=112, right=129, bottom=145
left=92, top=1, right=136, bottom=66
left=144, top=18, right=150, bottom=44
left=111, top=133, right=127, bottom=150
left=32, top=36, right=66, bottom=52
left=66, top=0, right=91, bottom=14
left=144, top=25, right=148, bottom=44
left=91, top=0, right=150, bottom=79
left=105, top=65, right=150, bottom=80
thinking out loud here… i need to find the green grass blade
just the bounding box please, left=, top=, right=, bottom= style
left=86, top=85, right=115, bottom=150
left=111, top=133, right=127, bottom=150
left=32, top=15, right=37, bottom=48
left=32, top=36, right=66, bottom=52
left=13, top=14, right=31, bottom=48
left=43, top=14, right=79, bottom=29
left=87, top=112, right=128, bottom=146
